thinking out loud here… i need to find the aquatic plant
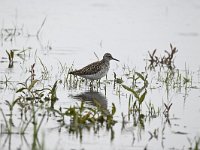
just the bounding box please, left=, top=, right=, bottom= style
left=26, top=17, right=47, bottom=38
left=0, top=108, right=13, bottom=134
left=116, top=71, right=148, bottom=109
left=147, top=44, right=178, bottom=70
left=0, top=30, right=200, bottom=150
left=163, top=103, right=172, bottom=117
left=145, top=101, right=160, bottom=117
left=15, top=77, right=59, bottom=110
left=39, top=58, right=50, bottom=80
left=0, top=25, right=23, bottom=43
left=30, top=63, right=36, bottom=81
left=148, top=128, right=159, bottom=141
left=6, top=50, right=14, bottom=68
left=47, top=80, right=59, bottom=109
left=64, top=102, right=117, bottom=130
left=14, top=47, right=32, bottom=60
left=0, top=75, right=13, bottom=88
left=188, top=136, right=200, bottom=150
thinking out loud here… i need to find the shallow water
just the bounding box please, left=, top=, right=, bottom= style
left=1, top=0, right=200, bottom=150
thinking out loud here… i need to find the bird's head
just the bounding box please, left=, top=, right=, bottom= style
left=103, top=53, right=119, bottom=62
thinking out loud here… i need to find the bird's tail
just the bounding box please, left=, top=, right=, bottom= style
left=69, top=70, right=78, bottom=75
left=68, top=71, right=74, bottom=75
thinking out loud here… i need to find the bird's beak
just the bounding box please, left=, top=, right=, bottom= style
left=112, top=57, right=119, bottom=61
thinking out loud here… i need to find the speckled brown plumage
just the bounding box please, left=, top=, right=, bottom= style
left=69, top=53, right=119, bottom=80
left=69, top=60, right=105, bottom=75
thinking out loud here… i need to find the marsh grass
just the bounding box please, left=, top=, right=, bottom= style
left=0, top=25, right=23, bottom=44
left=1, top=40, right=200, bottom=150
left=8, top=68, right=116, bottom=140
left=148, top=128, right=159, bottom=141
left=0, top=75, right=14, bottom=89
left=0, top=103, right=46, bottom=150
left=3, top=48, right=32, bottom=68
left=155, top=67, right=195, bottom=101
left=15, top=47, right=32, bottom=61
left=115, top=71, right=148, bottom=111
left=0, top=108, right=13, bottom=134
left=188, top=136, right=200, bottom=150
left=6, top=50, right=14, bottom=68
left=147, top=44, right=178, bottom=70
left=15, top=77, right=59, bottom=109
left=38, top=58, right=50, bottom=80
left=145, top=101, right=161, bottom=117
left=0, top=17, right=46, bottom=46
left=61, top=101, right=117, bottom=141
left=163, top=103, right=172, bottom=117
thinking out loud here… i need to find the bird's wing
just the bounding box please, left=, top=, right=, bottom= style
left=71, top=61, right=102, bottom=75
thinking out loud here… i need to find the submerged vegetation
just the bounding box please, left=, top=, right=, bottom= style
left=0, top=18, right=200, bottom=150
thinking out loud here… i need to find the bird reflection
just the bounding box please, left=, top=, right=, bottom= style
left=71, top=91, right=107, bottom=109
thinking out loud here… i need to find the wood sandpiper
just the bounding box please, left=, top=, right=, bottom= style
left=69, top=53, right=119, bottom=81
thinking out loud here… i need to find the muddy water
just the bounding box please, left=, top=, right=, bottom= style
left=1, top=0, right=200, bottom=149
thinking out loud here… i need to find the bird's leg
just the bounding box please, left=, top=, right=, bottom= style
left=89, top=80, right=94, bottom=91
left=89, top=80, right=93, bottom=87
left=97, top=79, right=101, bottom=88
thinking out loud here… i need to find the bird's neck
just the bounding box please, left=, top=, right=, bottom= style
left=101, top=59, right=110, bottom=66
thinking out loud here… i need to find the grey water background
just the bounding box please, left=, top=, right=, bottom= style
left=1, top=0, right=200, bottom=69
left=0, top=0, right=200, bottom=149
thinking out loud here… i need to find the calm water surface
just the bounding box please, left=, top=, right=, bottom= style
left=0, top=0, right=200, bottom=149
